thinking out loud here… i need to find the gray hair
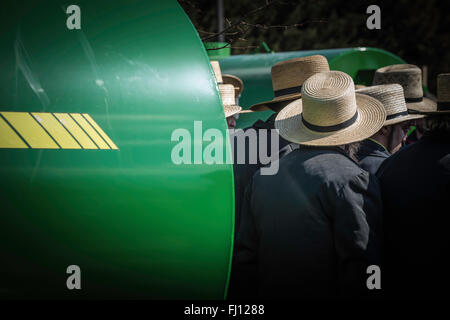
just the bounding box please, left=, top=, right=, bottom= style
left=303, top=142, right=361, bottom=162
left=337, top=142, right=361, bottom=162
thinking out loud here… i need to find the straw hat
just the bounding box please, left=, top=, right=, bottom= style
left=275, top=71, right=386, bottom=146
left=418, top=73, right=450, bottom=115
left=356, top=84, right=424, bottom=126
left=355, top=84, right=366, bottom=90
left=219, top=84, right=242, bottom=117
left=211, top=60, right=223, bottom=84
left=372, top=64, right=436, bottom=113
left=249, top=55, right=330, bottom=112
left=211, top=60, right=249, bottom=115
left=223, top=74, right=244, bottom=97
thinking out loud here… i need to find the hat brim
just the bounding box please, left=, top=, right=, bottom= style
left=238, top=109, right=255, bottom=114
left=224, top=105, right=242, bottom=118
left=384, top=113, right=424, bottom=126
left=409, top=102, right=450, bottom=115
left=407, top=97, right=437, bottom=113
left=415, top=110, right=450, bottom=115
left=249, top=93, right=302, bottom=111
left=275, top=94, right=386, bottom=146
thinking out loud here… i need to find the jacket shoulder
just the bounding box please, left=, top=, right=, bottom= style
left=376, top=137, right=447, bottom=177
left=275, top=148, right=372, bottom=192
left=304, top=149, right=369, bottom=179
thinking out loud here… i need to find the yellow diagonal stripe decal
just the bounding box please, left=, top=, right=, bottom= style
left=0, top=111, right=118, bottom=150
left=0, top=116, right=28, bottom=148
left=1, top=112, right=58, bottom=149
left=32, top=113, right=81, bottom=149
left=83, top=114, right=119, bottom=150
left=53, top=113, right=97, bottom=149
left=71, top=113, right=110, bottom=149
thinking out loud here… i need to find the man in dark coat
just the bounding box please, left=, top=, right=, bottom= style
left=354, top=84, right=423, bottom=174
left=376, top=73, right=450, bottom=299
left=232, top=55, right=329, bottom=233
left=231, top=112, right=298, bottom=232
left=230, top=71, right=386, bottom=299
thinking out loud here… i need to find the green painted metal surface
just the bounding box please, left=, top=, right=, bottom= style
left=204, top=42, right=231, bottom=60
left=220, top=47, right=406, bottom=128
left=0, top=0, right=233, bottom=299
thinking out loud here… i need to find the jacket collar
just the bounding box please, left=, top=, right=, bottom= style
left=356, top=138, right=391, bottom=162
left=367, top=138, right=389, bottom=152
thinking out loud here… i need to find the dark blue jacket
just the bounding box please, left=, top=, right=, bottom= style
left=230, top=147, right=383, bottom=299
left=231, top=114, right=298, bottom=233
left=377, top=133, right=450, bottom=299
left=355, top=139, right=390, bottom=174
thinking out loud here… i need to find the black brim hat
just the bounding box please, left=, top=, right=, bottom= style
left=249, top=55, right=330, bottom=112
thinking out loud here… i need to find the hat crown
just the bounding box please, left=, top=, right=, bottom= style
left=223, top=74, right=244, bottom=97
left=372, top=64, right=423, bottom=99
left=219, top=84, right=237, bottom=106
left=271, top=55, right=330, bottom=92
left=438, top=73, right=450, bottom=102
left=302, top=71, right=358, bottom=127
left=356, top=84, right=407, bottom=118
left=210, top=60, right=223, bottom=84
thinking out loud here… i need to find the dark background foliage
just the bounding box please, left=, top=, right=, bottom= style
left=179, top=0, right=450, bottom=94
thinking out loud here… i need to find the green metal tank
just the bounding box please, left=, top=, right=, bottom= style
left=0, top=0, right=233, bottom=299
left=219, top=47, right=406, bottom=128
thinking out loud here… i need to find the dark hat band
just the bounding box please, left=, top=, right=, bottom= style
left=274, top=85, right=302, bottom=98
left=437, top=101, right=450, bottom=111
left=405, top=97, right=423, bottom=103
left=302, top=110, right=359, bottom=133
left=386, top=110, right=409, bottom=120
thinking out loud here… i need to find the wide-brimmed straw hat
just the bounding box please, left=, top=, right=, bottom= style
left=275, top=71, right=386, bottom=146
left=249, top=55, right=330, bottom=112
left=223, top=74, right=244, bottom=97
left=372, top=64, right=436, bottom=113
left=219, top=84, right=242, bottom=118
left=418, top=73, right=450, bottom=115
left=211, top=60, right=249, bottom=115
left=356, top=84, right=424, bottom=126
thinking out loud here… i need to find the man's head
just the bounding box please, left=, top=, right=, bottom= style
left=356, top=84, right=424, bottom=153
left=372, top=121, right=412, bottom=153
left=212, top=61, right=244, bottom=128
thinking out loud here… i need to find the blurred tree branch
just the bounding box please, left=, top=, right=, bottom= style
left=179, top=0, right=450, bottom=93
left=179, top=0, right=327, bottom=51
